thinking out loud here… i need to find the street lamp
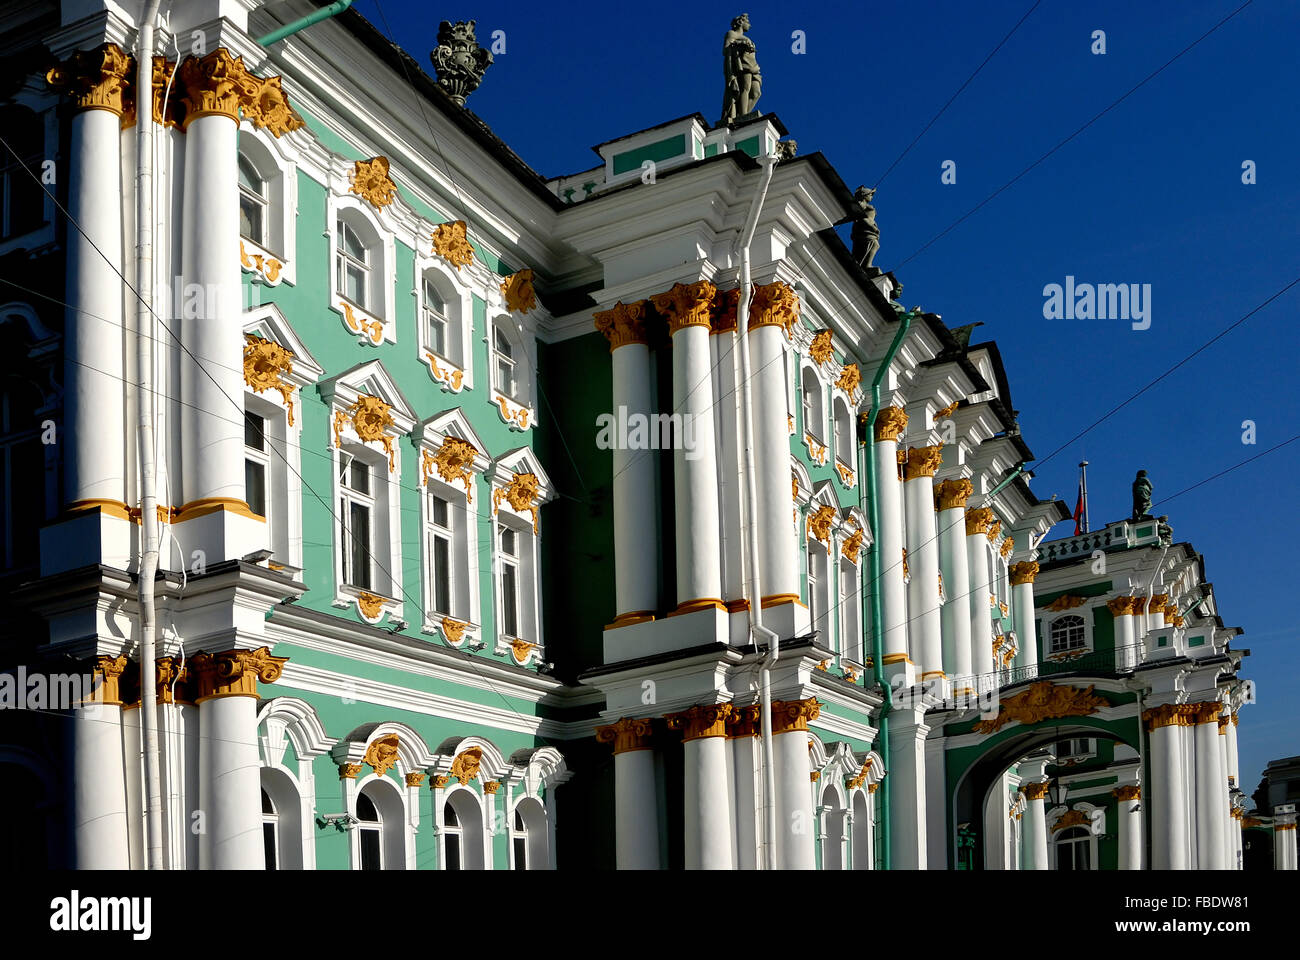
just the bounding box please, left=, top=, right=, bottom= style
left=1048, top=776, right=1067, bottom=809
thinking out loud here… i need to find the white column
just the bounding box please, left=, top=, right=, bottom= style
left=966, top=509, right=996, bottom=684
left=194, top=648, right=283, bottom=869
left=61, top=85, right=127, bottom=508
left=1114, top=784, right=1143, bottom=869
left=668, top=705, right=734, bottom=869
left=730, top=721, right=760, bottom=869
left=1276, top=821, right=1298, bottom=870
left=924, top=735, right=948, bottom=869
left=668, top=315, right=722, bottom=609
left=772, top=699, right=818, bottom=870
left=903, top=447, right=943, bottom=688
left=750, top=297, right=799, bottom=606
left=1109, top=597, right=1137, bottom=669
left=1010, top=564, right=1039, bottom=679
left=1216, top=716, right=1234, bottom=868
left=873, top=408, right=911, bottom=684
left=886, top=704, right=928, bottom=869
left=72, top=656, right=130, bottom=868
left=937, top=480, right=974, bottom=692
left=1194, top=705, right=1228, bottom=869
left=594, top=304, right=658, bottom=624
left=1148, top=708, right=1191, bottom=869
left=595, top=718, right=660, bottom=869
left=1021, top=782, right=1049, bottom=870
left=1226, top=712, right=1242, bottom=868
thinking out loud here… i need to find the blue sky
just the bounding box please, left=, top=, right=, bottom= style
left=348, top=0, right=1298, bottom=798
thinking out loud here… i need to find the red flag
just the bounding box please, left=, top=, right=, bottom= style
left=1073, top=475, right=1086, bottom=535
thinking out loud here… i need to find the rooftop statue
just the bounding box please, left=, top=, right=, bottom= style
left=1132, top=469, right=1153, bottom=520
left=851, top=186, right=881, bottom=276
left=431, top=20, right=493, bottom=106
left=720, top=14, right=762, bottom=126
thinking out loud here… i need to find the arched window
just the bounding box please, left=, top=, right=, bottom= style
left=442, top=790, right=485, bottom=869
left=356, top=790, right=383, bottom=870
left=0, top=107, right=45, bottom=240
left=807, top=537, right=829, bottom=638
left=851, top=791, right=872, bottom=870
left=820, top=785, right=847, bottom=869
left=261, top=788, right=278, bottom=870
left=801, top=369, right=823, bottom=440
left=1055, top=825, right=1092, bottom=870
left=512, top=797, right=548, bottom=870
left=1049, top=614, right=1086, bottom=654
left=238, top=153, right=267, bottom=246
left=336, top=216, right=371, bottom=309
left=512, top=807, right=528, bottom=869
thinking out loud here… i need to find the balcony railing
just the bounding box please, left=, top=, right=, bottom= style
left=969, top=642, right=1146, bottom=694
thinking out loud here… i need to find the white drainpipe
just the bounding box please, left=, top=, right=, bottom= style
left=135, top=0, right=166, bottom=870
left=734, top=148, right=778, bottom=868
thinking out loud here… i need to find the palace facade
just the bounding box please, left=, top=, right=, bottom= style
left=0, top=0, right=1285, bottom=871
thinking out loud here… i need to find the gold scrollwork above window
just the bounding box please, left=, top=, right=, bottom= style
left=492, top=472, right=541, bottom=533
left=807, top=504, right=835, bottom=544
left=809, top=329, right=834, bottom=366
left=449, top=746, right=482, bottom=784
left=495, top=394, right=531, bottom=431
left=333, top=394, right=397, bottom=472
left=240, top=240, right=284, bottom=285
left=431, top=220, right=475, bottom=271
left=422, top=436, right=478, bottom=502
left=349, top=156, right=398, bottom=209
left=500, top=268, right=537, bottom=314
left=242, top=334, right=296, bottom=425
left=363, top=733, right=401, bottom=778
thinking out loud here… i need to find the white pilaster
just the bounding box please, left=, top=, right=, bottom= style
left=752, top=323, right=799, bottom=605
left=606, top=328, right=658, bottom=622
left=1194, top=707, right=1228, bottom=869
left=886, top=704, right=928, bottom=869
left=1021, top=782, right=1049, bottom=870
left=1148, top=711, right=1191, bottom=869
left=1010, top=572, right=1039, bottom=679
left=872, top=409, right=910, bottom=684
left=966, top=512, right=996, bottom=684
left=1114, top=785, right=1143, bottom=869
left=670, top=321, right=722, bottom=609
left=668, top=705, right=734, bottom=869
left=936, top=482, right=974, bottom=691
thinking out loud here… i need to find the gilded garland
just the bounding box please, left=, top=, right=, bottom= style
left=431, top=220, right=475, bottom=271
left=492, top=472, right=541, bottom=533
left=242, top=335, right=296, bottom=425
left=334, top=394, right=397, bottom=471
left=423, top=436, right=478, bottom=502
left=972, top=681, right=1107, bottom=735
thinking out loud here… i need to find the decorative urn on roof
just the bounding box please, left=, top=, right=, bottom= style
left=431, top=20, right=494, bottom=106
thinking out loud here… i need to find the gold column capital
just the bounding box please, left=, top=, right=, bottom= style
left=1142, top=703, right=1200, bottom=730
left=177, top=48, right=249, bottom=125
left=190, top=646, right=288, bottom=701
left=405, top=771, right=426, bottom=787
left=1107, top=595, right=1136, bottom=617
left=483, top=780, right=502, bottom=794
left=936, top=477, right=974, bottom=510
left=89, top=655, right=130, bottom=706
left=155, top=656, right=197, bottom=705
left=747, top=280, right=799, bottom=336
left=1131, top=596, right=1148, bottom=615
left=771, top=697, right=822, bottom=735
left=873, top=406, right=908, bottom=442
left=665, top=704, right=734, bottom=741
left=595, top=716, right=655, bottom=754
left=1021, top=781, right=1050, bottom=802
left=965, top=507, right=996, bottom=536
left=46, top=42, right=132, bottom=116
left=593, top=300, right=649, bottom=351
left=1112, top=784, right=1141, bottom=802
left=651, top=280, right=717, bottom=336
left=1148, top=593, right=1169, bottom=613
left=709, top=287, right=741, bottom=334
left=902, top=445, right=943, bottom=480
left=1009, top=561, right=1040, bottom=586
left=726, top=704, right=762, bottom=739
left=339, top=763, right=362, bottom=779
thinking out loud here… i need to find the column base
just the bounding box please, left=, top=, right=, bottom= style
left=172, top=500, right=267, bottom=566
left=41, top=503, right=135, bottom=574
left=883, top=655, right=917, bottom=690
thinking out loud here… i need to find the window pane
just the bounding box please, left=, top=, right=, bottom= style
left=513, top=836, right=527, bottom=869
left=244, top=412, right=265, bottom=450
left=238, top=155, right=263, bottom=193
left=245, top=460, right=266, bottom=517
left=495, top=326, right=513, bottom=357
left=261, top=789, right=275, bottom=815
left=349, top=502, right=371, bottom=590
left=500, top=526, right=516, bottom=557
left=432, top=495, right=449, bottom=527
left=443, top=802, right=458, bottom=827
left=349, top=459, right=370, bottom=495
left=445, top=833, right=461, bottom=871
left=359, top=827, right=382, bottom=870
left=356, top=792, right=378, bottom=822
left=263, top=821, right=277, bottom=870
left=346, top=263, right=366, bottom=305
left=240, top=194, right=263, bottom=244
left=433, top=534, right=451, bottom=614
left=502, top=563, right=519, bottom=637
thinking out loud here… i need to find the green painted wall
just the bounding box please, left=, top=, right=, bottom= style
left=612, top=134, right=687, bottom=175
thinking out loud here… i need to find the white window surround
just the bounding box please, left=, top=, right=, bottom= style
left=415, top=410, right=491, bottom=645
left=1047, top=609, right=1095, bottom=659
left=488, top=310, right=537, bottom=432
left=256, top=697, right=337, bottom=872
left=414, top=255, right=475, bottom=391
left=242, top=305, right=323, bottom=573
left=831, top=394, right=855, bottom=480
left=237, top=126, right=298, bottom=287
left=1048, top=802, right=1101, bottom=870
left=438, top=785, right=487, bottom=870
left=509, top=796, right=549, bottom=870
left=487, top=448, right=554, bottom=666
left=801, top=481, right=851, bottom=658
left=319, top=361, right=417, bottom=624
left=0, top=95, right=57, bottom=259
left=327, top=194, right=397, bottom=345
left=810, top=740, right=879, bottom=871
left=800, top=363, right=828, bottom=466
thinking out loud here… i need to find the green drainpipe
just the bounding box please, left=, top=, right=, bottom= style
left=861, top=308, right=913, bottom=871
left=985, top=462, right=1027, bottom=501
left=257, top=0, right=355, bottom=47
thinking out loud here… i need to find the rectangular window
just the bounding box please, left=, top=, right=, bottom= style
left=808, top=544, right=821, bottom=628
left=424, top=278, right=448, bottom=357
left=500, top=523, right=519, bottom=638
left=840, top=563, right=861, bottom=661
left=430, top=493, right=453, bottom=616
left=494, top=326, right=516, bottom=397
left=340, top=455, right=374, bottom=591
left=445, top=833, right=461, bottom=871
left=513, top=836, right=527, bottom=869
left=244, top=411, right=268, bottom=519
left=262, top=822, right=277, bottom=870
left=359, top=828, right=381, bottom=871
left=336, top=218, right=369, bottom=308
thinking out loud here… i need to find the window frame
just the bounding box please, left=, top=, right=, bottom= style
left=235, top=127, right=297, bottom=285
left=327, top=195, right=396, bottom=345
left=487, top=312, right=537, bottom=431
left=0, top=102, right=54, bottom=254
left=1048, top=613, right=1090, bottom=655
left=414, top=260, right=475, bottom=390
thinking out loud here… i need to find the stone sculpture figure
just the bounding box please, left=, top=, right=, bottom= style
left=1132, top=469, right=1153, bottom=520
left=851, top=185, right=881, bottom=275
left=720, top=14, right=762, bottom=125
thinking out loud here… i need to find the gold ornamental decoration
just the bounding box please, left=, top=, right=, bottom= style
left=1112, top=785, right=1141, bottom=802
left=423, top=436, right=478, bottom=501
left=405, top=772, right=426, bottom=787
left=1107, top=596, right=1136, bottom=617
left=510, top=638, right=536, bottom=664
left=1148, top=593, right=1169, bottom=612
left=190, top=646, right=289, bottom=701
left=243, top=335, right=297, bottom=425
left=341, top=301, right=384, bottom=345
left=1021, top=782, right=1050, bottom=802
left=665, top=704, right=734, bottom=741
left=441, top=617, right=468, bottom=645
left=595, top=717, right=654, bottom=755
left=842, top=528, right=864, bottom=564
left=363, top=733, right=401, bottom=778
left=241, top=240, right=284, bottom=284
left=934, top=398, right=960, bottom=420
left=432, top=775, right=451, bottom=789
left=120, top=56, right=182, bottom=129
left=1009, top=561, right=1040, bottom=586
left=501, top=269, right=537, bottom=314
left=349, top=156, right=398, bottom=209
left=593, top=300, right=649, bottom=352
left=449, top=747, right=482, bottom=785
left=847, top=760, right=873, bottom=790
left=242, top=73, right=307, bottom=138
left=492, top=472, right=541, bottom=533
left=1000, top=538, right=1015, bottom=559
left=985, top=520, right=1002, bottom=542
left=873, top=406, right=909, bottom=442
left=651, top=280, right=717, bottom=336
left=90, top=655, right=130, bottom=706
left=835, top=363, right=862, bottom=397
left=747, top=280, right=799, bottom=337
left=937, top=478, right=974, bottom=511
left=709, top=287, right=741, bottom=334
left=483, top=781, right=501, bottom=794
left=356, top=591, right=386, bottom=620
left=335, top=395, right=397, bottom=471
left=903, top=445, right=943, bottom=480
left=809, top=329, right=834, bottom=365
left=1142, top=703, right=1201, bottom=730
left=901, top=548, right=909, bottom=580
left=175, top=48, right=250, bottom=125
left=340, top=763, right=363, bottom=780
left=807, top=504, right=836, bottom=544
left=46, top=43, right=132, bottom=116
left=1044, top=594, right=1087, bottom=612
left=972, top=681, right=1107, bottom=735
left=1132, top=596, right=1148, bottom=615
left=431, top=220, right=475, bottom=271
left=1051, top=810, right=1090, bottom=833
left=771, top=698, right=821, bottom=735
left=965, top=507, right=996, bottom=536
